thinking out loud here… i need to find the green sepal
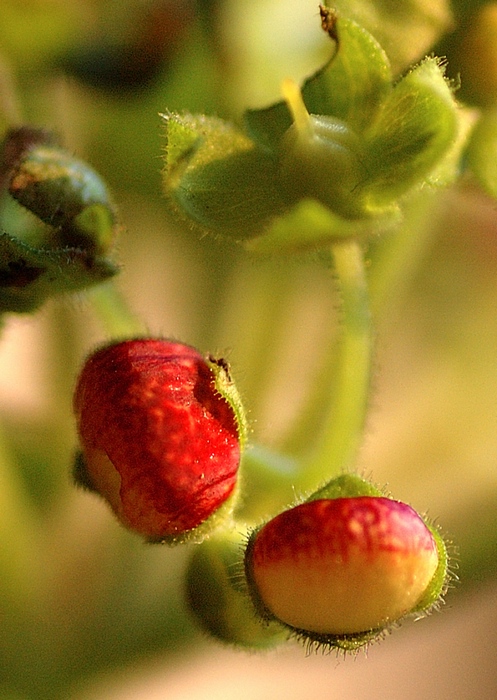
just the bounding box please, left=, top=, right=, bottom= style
left=244, top=16, right=392, bottom=151
left=245, top=198, right=400, bottom=255
left=0, top=230, right=119, bottom=313
left=206, top=354, right=248, bottom=451
left=307, top=473, right=383, bottom=502
left=362, top=57, right=459, bottom=205
left=162, top=112, right=288, bottom=240
left=411, top=524, right=449, bottom=614
left=465, top=109, right=497, bottom=199
left=185, top=529, right=286, bottom=649
left=162, top=17, right=460, bottom=248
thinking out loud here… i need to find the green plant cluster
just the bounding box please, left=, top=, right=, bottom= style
left=1, top=1, right=497, bottom=698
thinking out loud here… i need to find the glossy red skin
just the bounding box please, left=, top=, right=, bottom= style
left=248, top=497, right=438, bottom=634
left=74, top=339, right=240, bottom=538
left=251, top=497, right=435, bottom=565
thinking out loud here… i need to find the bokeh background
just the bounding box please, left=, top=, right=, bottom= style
left=1, top=1, right=497, bottom=698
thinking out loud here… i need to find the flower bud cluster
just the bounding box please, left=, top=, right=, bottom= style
left=72, top=9, right=453, bottom=653
left=73, top=341, right=448, bottom=651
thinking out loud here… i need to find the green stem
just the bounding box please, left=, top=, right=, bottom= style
left=88, top=280, right=147, bottom=338
left=238, top=239, right=373, bottom=519
left=300, top=238, right=373, bottom=490
left=0, top=424, right=43, bottom=609
left=367, top=191, right=439, bottom=320
left=0, top=53, right=23, bottom=127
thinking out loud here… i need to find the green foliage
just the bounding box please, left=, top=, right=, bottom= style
left=163, top=15, right=460, bottom=250
left=0, top=231, right=118, bottom=313
left=0, top=128, right=119, bottom=313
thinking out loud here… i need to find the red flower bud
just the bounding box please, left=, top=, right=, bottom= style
left=73, top=338, right=246, bottom=543
left=245, top=496, right=443, bottom=648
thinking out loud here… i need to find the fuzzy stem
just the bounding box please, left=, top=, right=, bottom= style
left=88, top=281, right=148, bottom=338
left=238, top=239, right=373, bottom=519
left=301, top=238, right=373, bottom=488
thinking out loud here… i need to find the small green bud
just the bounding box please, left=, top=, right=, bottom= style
left=0, top=126, right=119, bottom=313
left=278, top=79, right=369, bottom=220
left=186, top=529, right=286, bottom=648
left=8, top=139, right=117, bottom=255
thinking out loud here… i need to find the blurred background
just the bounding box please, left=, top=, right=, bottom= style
left=0, top=0, right=497, bottom=698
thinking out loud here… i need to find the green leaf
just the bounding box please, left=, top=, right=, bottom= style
left=362, top=57, right=459, bottom=204
left=163, top=112, right=288, bottom=239
left=465, top=109, right=497, bottom=199
left=302, top=16, right=392, bottom=131
left=0, top=231, right=118, bottom=313
left=244, top=16, right=392, bottom=151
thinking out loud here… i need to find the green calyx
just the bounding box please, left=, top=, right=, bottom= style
left=186, top=529, right=286, bottom=648
left=278, top=79, right=367, bottom=220
left=307, top=473, right=383, bottom=501
left=162, top=112, right=288, bottom=241
left=162, top=14, right=460, bottom=252
left=411, top=523, right=450, bottom=615
left=361, top=57, right=459, bottom=206
left=206, top=353, right=248, bottom=451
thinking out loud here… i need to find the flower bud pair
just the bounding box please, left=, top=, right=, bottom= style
left=73, top=338, right=247, bottom=544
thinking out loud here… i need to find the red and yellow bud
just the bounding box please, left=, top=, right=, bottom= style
left=73, top=338, right=246, bottom=543
left=245, top=484, right=446, bottom=650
